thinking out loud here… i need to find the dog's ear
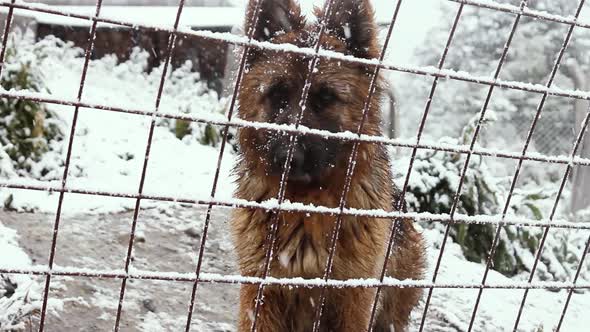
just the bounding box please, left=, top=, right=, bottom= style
left=318, top=0, right=379, bottom=59
left=244, top=0, right=305, bottom=42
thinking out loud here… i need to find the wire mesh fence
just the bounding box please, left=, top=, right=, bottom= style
left=0, top=0, right=589, bottom=331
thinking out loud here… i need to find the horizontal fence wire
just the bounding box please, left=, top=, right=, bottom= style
left=0, top=0, right=589, bottom=331
left=2, top=180, right=590, bottom=230
left=2, top=89, right=590, bottom=167
left=6, top=1, right=590, bottom=102
left=1, top=265, right=590, bottom=290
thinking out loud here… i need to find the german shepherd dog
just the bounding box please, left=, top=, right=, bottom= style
left=231, top=0, right=425, bottom=330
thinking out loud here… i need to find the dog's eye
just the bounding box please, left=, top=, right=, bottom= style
left=267, top=83, right=290, bottom=111
left=311, top=87, right=338, bottom=110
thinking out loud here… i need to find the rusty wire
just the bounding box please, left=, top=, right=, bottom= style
left=0, top=1, right=106, bottom=331
left=0, top=0, right=589, bottom=331
left=556, top=234, right=590, bottom=331
left=368, top=2, right=467, bottom=331
left=249, top=0, right=336, bottom=330
left=468, top=1, right=588, bottom=330
left=183, top=0, right=264, bottom=330
left=312, top=1, right=404, bottom=330
left=508, top=2, right=588, bottom=328
left=418, top=1, right=530, bottom=329
left=111, top=0, right=188, bottom=330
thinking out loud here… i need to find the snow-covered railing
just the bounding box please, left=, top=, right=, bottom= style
left=1, top=0, right=590, bottom=332
left=5, top=1, right=590, bottom=101
left=3, top=179, right=590, bottom=231
left=1, top=265, right=590, bottom=290
left=2, top=88, right=590, bottom=168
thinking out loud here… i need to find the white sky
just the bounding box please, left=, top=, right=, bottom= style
left=371, top=0, right=442, bottom=63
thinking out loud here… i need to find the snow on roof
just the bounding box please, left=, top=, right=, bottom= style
left=7, top=6, right=242, bottom=28
left=5, top=1, right=396, bottom=30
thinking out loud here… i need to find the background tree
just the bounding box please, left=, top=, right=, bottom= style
left=399, top=0, right=590, bottom=213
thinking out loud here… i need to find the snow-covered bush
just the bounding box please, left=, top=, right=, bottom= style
left=0, top=32, right=231, bottom=181
left=156, top=59, right=229, bottom=147
left=0, top=275, right=41, bottom=331
left=404, top=115, right=588, bottom=280
left=0, top=30, right=64, bottom=177
left=406, top=115, right=513, bottom=272
left=394, top=0, right=590, bottom=281
left=79, top=46, right=229, bottom=147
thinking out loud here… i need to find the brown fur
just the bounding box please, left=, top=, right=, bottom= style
left=231, top=0, right=426, bottom=331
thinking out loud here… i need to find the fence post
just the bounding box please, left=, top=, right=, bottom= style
left=563, top=61, right=590, bottom=213
left=571, top=105, right=590, bottom=213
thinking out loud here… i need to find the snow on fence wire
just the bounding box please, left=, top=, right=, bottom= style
left=0, top=0, right=589, bottom=331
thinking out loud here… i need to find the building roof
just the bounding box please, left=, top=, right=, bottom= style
left=6, top=6, right=241, bottom=28
left=31, top=0, right=232, bottom=5
left=4, top=2, right=394, bottom=29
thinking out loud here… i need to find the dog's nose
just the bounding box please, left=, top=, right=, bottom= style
left=275, top=145, right=303, bottom=170
left=273, top=145, right=308, bottom=181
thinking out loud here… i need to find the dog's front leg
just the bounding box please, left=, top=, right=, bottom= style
left=320, top=288, right=375, bottom=332
left=238, top=284, right=288, bottom=332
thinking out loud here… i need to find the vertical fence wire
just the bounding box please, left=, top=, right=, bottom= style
left=30, top=1, right=104, bottom=331
left=556, top=232, right=590, bottom=331
left=366, top=3, right=466, bottom=331
left=308, top=1, right=404, bottom=331
left=182, top=0, right=264, bottom=331
left=513, top=97, right=590, bottom=331
left=0, top=0, right=15, bottom=79
left=417, top=1, right=532, bottom=329
left=450, top=1, right=585, bottom=330
left=509, top=4, right=588, bottom=326
left=112, top=1, right=186, bottom=330
left=249, top=1, right=336, bottom=331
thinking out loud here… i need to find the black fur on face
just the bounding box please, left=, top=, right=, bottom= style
left=262, top=78, right=345, bottom=186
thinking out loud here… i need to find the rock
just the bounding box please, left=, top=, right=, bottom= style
left=184, top=226, right=201, bottom=239
left=143, top=299, right=157, bottom=313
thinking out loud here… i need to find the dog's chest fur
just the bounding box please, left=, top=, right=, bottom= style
left=231, top=171, right=391, bottom=280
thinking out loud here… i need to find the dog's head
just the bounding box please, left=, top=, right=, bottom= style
left=237, top=0, right=383, bottom=187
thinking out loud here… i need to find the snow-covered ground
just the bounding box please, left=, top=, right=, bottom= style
left=2, top=207, right=588, bottom=331
left=0, top=221, right=64, bottom=330
left=0, top=3, right=589, bottom=331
